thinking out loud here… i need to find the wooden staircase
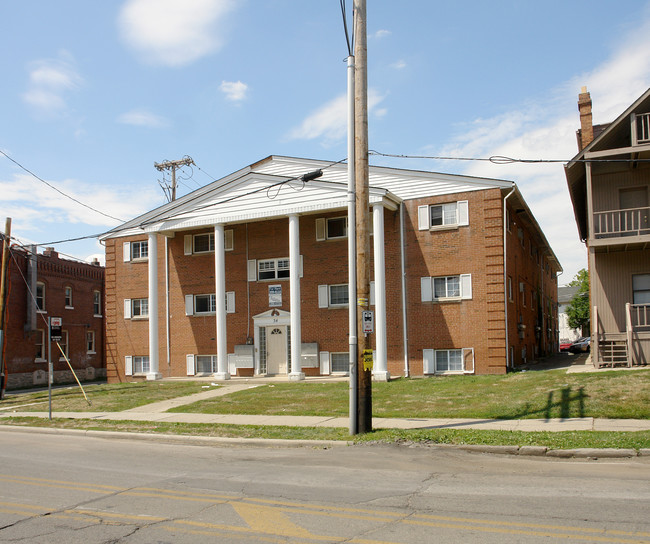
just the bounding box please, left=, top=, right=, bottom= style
left=595, top=339, right=629, bottom=368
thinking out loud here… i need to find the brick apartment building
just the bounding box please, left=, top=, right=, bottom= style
left=100, top=156, right=560, bottom=382
left=0, top=242, right=105, bottom=389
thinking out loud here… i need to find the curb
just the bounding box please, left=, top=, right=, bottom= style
left=0, top=425, right=645, bottom=458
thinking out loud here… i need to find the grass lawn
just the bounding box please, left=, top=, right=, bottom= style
left=2, top=417, right=649, bottom=450
left=167, top=369, right=650, bottom=420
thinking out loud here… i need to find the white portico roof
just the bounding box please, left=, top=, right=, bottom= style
left=100, top=155, right=513, bottom=240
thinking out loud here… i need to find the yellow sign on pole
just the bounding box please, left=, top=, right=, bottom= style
left=362, top=349, right=373, bottom=371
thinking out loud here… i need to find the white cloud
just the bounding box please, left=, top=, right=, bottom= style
left=390, top=60, right=407, bottom=70
left=220, top=80, right=248, bottom=101
left=288, top=89, right=386, bottom=144
left=430, top=14, right=650, bottom=283
left=373, top=29, right=391, bottom=39
left=118, top=0, right=236, bottom=67
left=117, top=109, right=170, bottom=128
left=22, top=53, right=83, bottom=117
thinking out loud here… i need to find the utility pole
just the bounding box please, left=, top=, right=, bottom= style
left=0, top=218, right=12, bottom=399
left=154, top=157, right=194, bottom=202
left=354, top=0, right=372, bottom=434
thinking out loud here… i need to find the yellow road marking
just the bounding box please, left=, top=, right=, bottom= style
left=231, top=502, right=322, bottom=540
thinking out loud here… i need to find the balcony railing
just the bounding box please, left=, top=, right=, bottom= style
left=594, top=207, right=650, bottom=238
left=628, top=303, right=650, bottom=329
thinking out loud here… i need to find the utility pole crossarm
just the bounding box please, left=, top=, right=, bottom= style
left=154, top=157, right=195, bottom=202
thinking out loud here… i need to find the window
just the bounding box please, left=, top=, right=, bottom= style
left=131, top=241, right=148, bottom=260
left=434, top=276, right=460, bottom=299
left=64, top=286, right=73, bottom=308
left=258, top=258, right=290, bottom=280
left=124, top=298, right=148, bottom=319
left=86, top=331, right=96, bottom=354
left=518, top=228, right=524, bottom=247
left=58, top=330, right=69, bottom=360
left=508, top=276, right=513, bottom=302
left=316, top=217, right=348, bottom=241
left=36, top=282, right=45, bottom=312
left=35, top=329, right=45, bottom=361
left=196, top=355, right=217, bottom=373
left=93, top=291, right=102, bottom=316
left=134, top=356, right=150, bottom=374
left=423, top=348, right=474, bottom=374
left=186, top=292, right=235, bottom=315
left=421, top=274, right=472, bottom=302
left=318, top=284, right=350, bottom=308
left=633, top=274, right=650, bottom=304
left=417, top=201, right=468, bottom=230
left=331, top=352, right=349, bottom=373
left=506, top=208, right=511, bottom=232
left=184, top=230, right=233, bottom=254
left=195, top=294, right=216, bottom=314
left=194, top=233, right=214, bottom=253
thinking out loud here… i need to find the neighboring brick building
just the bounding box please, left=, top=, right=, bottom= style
left=100, top=156, right=560, bottom=382
left=0, top=242, right=105, bottom=389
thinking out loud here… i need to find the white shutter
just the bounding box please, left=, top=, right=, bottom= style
left=316, top=218, right=326, bottom=241
left=124, top=299, right=132, bottom=319
left=186, top=354, right=195, bottom=376
left=370, top=281, right=375, bottom=306
left=423, top=349, right=434, bottom=374
left=247, top=259, right=257, bottom=282
left=184, top=235, right=192, bottom=255
left=185, top=294, right=194, bottom=316
left=226, top=291, right=235, bottom=313
left=417, top=205, right=429, bottom=231
left=125, top=355, right=133, bottom=376
left=320, top=351, right=330, bottom=374
left=458, top=200, right=469, bottom=226
left=463, top=348, right=475, bottom=374
left=300, top=255, right=304, bottom=278
left=318, top=285, right=329, bottom=308
left=123, top=242, right=131, bottom=262
left=420, top=277, right=432, bottom=302
left=460, top=274, right=472, bottom=299
left=225, top=229, right=234, bottom=251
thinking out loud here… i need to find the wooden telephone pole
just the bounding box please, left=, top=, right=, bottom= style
left=154, top=157, right=194, bottom=202
left=354, top=0, right=372, bottom=433
left=0, top=218, right=12, bottom=399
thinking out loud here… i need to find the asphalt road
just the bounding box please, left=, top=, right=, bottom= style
left=0, top=430, right=648, bottom=543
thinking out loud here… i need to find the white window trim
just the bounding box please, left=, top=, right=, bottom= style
left=330, top=352, right=350, bottom=374
left=93, top=291, right=102, bottom=317
left=36, top=282, right=46, bottom=313
left=184, top=230, right=233, bottom=255
left=64, top=286, right=73, bottom=309
left=418, top=201, right=469, bottom=231
left=318, top=284, right=350, bottom=308
left=249, top=256, right=303, bottom=282
left=86, top=330, right=96, bottom=354
left=125, top=240, right=148, bottom=262
left=57, top=330, right=69, bottom=361
left=35, top=329, right=46, bottom=362
left=421, top=274, right=472, bottom=302
left=124, top=298, right=149, bottom=319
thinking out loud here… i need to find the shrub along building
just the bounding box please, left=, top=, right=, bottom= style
left=0, top=242, right=105, bottom=389
left=100, top=156, right=560, bottom=382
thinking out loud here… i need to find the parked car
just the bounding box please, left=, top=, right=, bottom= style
left=569, top=337, right=590, bottom=353
left=559, top=341, right=573, bottom=352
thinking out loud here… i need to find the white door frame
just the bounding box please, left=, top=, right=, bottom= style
left=253, top=309, right=291, bottom=375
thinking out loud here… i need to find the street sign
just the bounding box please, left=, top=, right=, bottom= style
left=362, top=310, right=374, bottom=334
left=362, top=349, right=373, bottom=371
left=50, top=317, right=62, bottom=341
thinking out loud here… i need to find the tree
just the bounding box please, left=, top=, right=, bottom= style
left=566, top=269, right=590, bottom=335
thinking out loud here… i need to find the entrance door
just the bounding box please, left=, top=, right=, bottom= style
left=266, top=326, right=287, bottom=374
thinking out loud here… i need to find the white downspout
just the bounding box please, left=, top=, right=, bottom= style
left=503, top=186, right=516, bottom=370
left=400, top=201, right=409, bottom=377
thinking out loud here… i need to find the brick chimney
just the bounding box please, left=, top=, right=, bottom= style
left=578, top=86, right=593, bottom=151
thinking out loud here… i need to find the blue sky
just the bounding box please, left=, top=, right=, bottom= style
left=2, top=0, right=650, bottom=284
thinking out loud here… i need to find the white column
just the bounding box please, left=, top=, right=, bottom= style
left=214, top=224, right=230, bottom=379
left=147, top=233, right=161, bottom=380
left=288, top=214, right=304, bottom=380
left=372, top=203, right=389, bottom=381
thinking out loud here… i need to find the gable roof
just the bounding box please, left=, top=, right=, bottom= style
left=100, top=155, right=513, bottom=239
left=565, top=87, right=650, bottom=240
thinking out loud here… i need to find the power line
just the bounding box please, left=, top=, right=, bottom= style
left=0, top=149, right=125, bottom=222
left=368, top=149, right=650, bottom=164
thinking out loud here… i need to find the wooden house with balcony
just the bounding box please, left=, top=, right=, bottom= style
left=566, top=87, right=650, bottom=368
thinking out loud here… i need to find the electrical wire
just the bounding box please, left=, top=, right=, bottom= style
left=369, top=149, right=650, bottom=164
left=0, top=149, right=125, bottom=222
left=340, top=0, right=353, bottom=56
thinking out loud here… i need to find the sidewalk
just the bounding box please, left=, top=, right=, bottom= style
left=1, top=380, right=649, bottom=432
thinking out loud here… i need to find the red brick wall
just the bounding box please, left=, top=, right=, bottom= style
left=2, top=243, right=105, bottom=389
